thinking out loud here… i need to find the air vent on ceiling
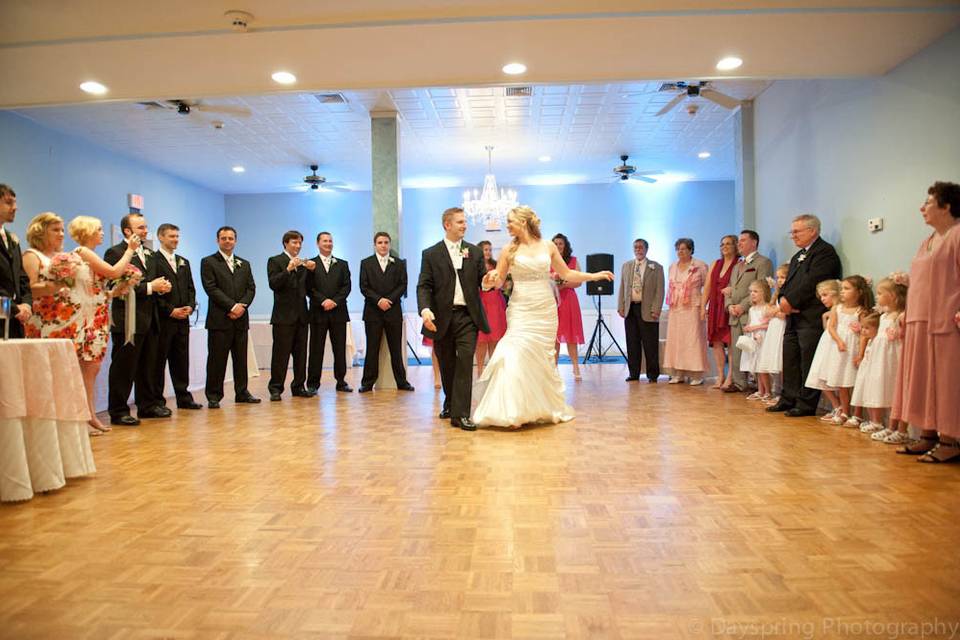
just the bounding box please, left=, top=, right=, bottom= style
left=314, top=93, right=348, bottom=104
left=505, top=86, right=533, bottom=97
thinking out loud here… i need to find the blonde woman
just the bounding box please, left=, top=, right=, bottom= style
left=474, top=205, right=613, bottom=428
left=66, top=216, right=139, bottom=434
left=22, top=212, right=70, bottom=337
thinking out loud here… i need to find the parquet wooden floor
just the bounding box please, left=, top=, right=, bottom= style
left=2, top=364, right=960, bottom=639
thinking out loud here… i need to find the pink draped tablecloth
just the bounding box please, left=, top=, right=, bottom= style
left=0, top=339, right=95, bottom=502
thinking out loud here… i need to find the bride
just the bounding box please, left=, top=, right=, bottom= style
left=474, top=206, right=614, bottom=428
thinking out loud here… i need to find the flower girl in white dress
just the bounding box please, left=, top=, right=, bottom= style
left=474, top=206, right=613, bottom=428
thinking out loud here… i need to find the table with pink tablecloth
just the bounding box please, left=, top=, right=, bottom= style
left=0, top=339, right=95, bottom=502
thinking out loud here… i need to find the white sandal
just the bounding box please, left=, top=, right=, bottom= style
left=871, top=428, right=893, bottom=441
left=820, top=408, right=840, bottom=422
left=860, top=421, right=884, bottom=433
left=883, top=431, right=911, bottom=444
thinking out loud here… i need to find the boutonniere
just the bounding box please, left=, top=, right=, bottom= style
left=234, top=258, right=243, bottom=268
left=647, top=263, right=656, bottom=270
left=388, top=256, right=395, bottom=264
left=143, top=247, right=152, bottom=255
left=177, top=258, right=186, bottom=268
left=8, top=231, right=19, bottom=244
left=330, top=257, right=337, bottom=265
left=461, top=248, right=469, bottom=259
left=797, top=253, right=806, bottom=262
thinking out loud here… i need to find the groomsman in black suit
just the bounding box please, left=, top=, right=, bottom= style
left=105, top=213, right=172, bottom=426
left=267, top=230, right=315, bottom=401
left=307, top=231, right=353, bottom=393
left=200, top=226, right=260, bottom=408
left=0, top=184, right=32, bottom=337
left=417, top=207, right=489, bottom=430
left=358, top=231, right=414, bottom=393
left=768, top=214, right=842, bottom=417
left=153, top=223, right=202, bottom=410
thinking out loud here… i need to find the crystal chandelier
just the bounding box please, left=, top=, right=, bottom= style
left=462, top=146, right=518, bottom=228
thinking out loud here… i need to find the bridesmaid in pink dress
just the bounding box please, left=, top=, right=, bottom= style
left=663, top=238, right=709, bottom=385
left=475, top=240, right=507, bottom=377
left=551, top=234, right=585, bottom=380
left=893, top=181, right=960, bottom=463
left=702, top=235, right=739, bottom=388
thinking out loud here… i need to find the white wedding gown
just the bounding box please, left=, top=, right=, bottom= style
left=472, top=242, right=575, bottom=427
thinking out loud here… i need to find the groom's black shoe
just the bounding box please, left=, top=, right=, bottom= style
left=766, top=401, right=794, bottom=413
left=625, top=376, right=639, bottom=382
left=439, top=409, right=451, bottom=419
left=452, top=417, right=477, bottom=431
left=397, top=382, right=415, bottom=391
left=336, top=383, right=353, bottom=393
left=358, top=385, right=373, bottom=393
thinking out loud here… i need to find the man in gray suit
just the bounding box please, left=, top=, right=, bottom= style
left=723, top=229, right=773, bottom=392
left=618, top=238, right=665, bottom=383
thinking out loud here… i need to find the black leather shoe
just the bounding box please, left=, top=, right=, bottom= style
left=110, top=415, right=140, bottom=426
left=292, top=389, right=317, bottom=397
left=397, top=383, right=415, bottom=392
left=785, top=408, right=816, bottom=417
left=439, top=409, right=451, bottom=419
left=236, top=395, right=261, bottom=404
left=766, top=402, right=794, bottom=413
left=452, top=417, right=477, bottom=431
left=207, top=400, right=220, bottom=409
left=625, top=376, right=639, bottom=382
left=336, top=383, right=353, bottom=393
left=139, top=406, right=171, bottom=419
left=270, top=393, right=282, bottom=402
left=177, top=401, right=203, bottom=410
left=306, top=386, right=319, bottom=394
left=358, top=386, right=373, bottom=393
left=647, top=378, right=658, bottom=384
left=722, top=385, right=744, bottom=393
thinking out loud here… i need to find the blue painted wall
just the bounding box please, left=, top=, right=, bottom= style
left=0, top=111, right=226, bottom=314
left=227, top=180, right=736, bottom=318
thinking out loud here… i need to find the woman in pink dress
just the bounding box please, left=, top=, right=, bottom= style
left=702, top=235, right=738, bottom=388
left=551, top=234, right=585, bottom=380
left=893, top=181, right=960, bottom=463
left=663, top=238, right=709, bottom=385
left=475, top=240, right=507, bottom=377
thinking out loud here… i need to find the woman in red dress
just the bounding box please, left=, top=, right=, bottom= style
left=475, top=240, right=507, bottom=377
left=552, top=234, right=585, bottom=380
left=702, top=234, right=739, bottom=388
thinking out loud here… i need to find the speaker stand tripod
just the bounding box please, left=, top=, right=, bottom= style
left=582, top=295, right=626, bottom=363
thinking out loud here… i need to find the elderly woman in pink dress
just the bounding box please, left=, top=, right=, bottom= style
left=663, top=237, right=709, bottom=385
left=892, top=181, right=960, bottom=463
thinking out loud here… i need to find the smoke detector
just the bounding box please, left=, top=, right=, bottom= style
left=224, top=10, right=253, bottom=32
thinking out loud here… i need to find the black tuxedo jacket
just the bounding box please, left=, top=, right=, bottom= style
left=308, top=255, right=351, bottom=323
left=267, top=253, right=309, bottom=325
left=780, top=236, right=843, bottom=330
left=200, top=252, right=256, bottom=331
left=105, top=242, right=158, bottom=335
left=155, top=252, right=197, bottom=334
left=0, top=228, right=31, bottom=308
left=416, top=240, right=489, bottom=339
left=359, top=254, right=406, bottom=323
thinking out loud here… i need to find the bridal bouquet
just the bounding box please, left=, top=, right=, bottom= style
left=111, top=264, right=143, bottom=297
left=47, top=252, right=82, bottom=287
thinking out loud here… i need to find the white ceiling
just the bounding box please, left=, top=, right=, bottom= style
left=13, top=80, right=769, bottom=193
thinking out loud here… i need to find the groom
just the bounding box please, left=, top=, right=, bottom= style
left=418, top=207, right=489, bottom=431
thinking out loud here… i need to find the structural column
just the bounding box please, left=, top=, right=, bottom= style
left=734, top=100, right=756, bottom=232
left=371, top=111, right=402, bottom=253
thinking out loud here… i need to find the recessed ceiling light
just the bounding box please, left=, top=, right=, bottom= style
left=79, top=81, right=108, bottom=95
left=538, top=155, right=552, bottom=163
left=232, top=166, right=245, bottom=173
left=698, top=151, right=711, bottom=159
left=271, top=71, right=297, bottom=85
left=502, top=62, right=527, bottom=75
left=716, top=56, right=743, bottom=71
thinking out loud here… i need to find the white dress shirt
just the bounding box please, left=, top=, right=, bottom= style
left=219, top=250, right=235, bottom=273
left=445, top=239, right=467, bottom=307
left=159, top=247, right=177, bottom=272
left=377, top=253, right=390, bottom=272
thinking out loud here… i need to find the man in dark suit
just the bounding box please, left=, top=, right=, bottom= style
left=153, top=223, right=202, bottom=410
left=0, top=184, right=32, bottom=338
left=105, top=213, right=173, bottom=426
left=267, top=230, right=315, bottom=401
left=358, top=231, right=414, bottom=393
left=617, top=238, right=665, bottom=383
left=724, top=230, right=774, bottom=392
left=200, top=225, right=260, bottom=408
left=307, top=231, right=353, bottom=393
left=768, top=214, right=842, bottom=417
left=417, top=207, right=489, bottom=431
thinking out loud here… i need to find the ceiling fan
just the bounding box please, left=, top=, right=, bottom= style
left=137, top=99, right=251, bottom=118
left=299, top=164, right=350, bottom=191
left=613, top=155, right=663, bottom=183
left=655, top=81, right=741, bottom=116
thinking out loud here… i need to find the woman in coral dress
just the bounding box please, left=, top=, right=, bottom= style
left=475, top=240, right=507, bottom=378
left=551, top=234, right=585, bottom=380
left=663, top=238, right=709, bottom=385
left=702, top=235, right=738, bottom=388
